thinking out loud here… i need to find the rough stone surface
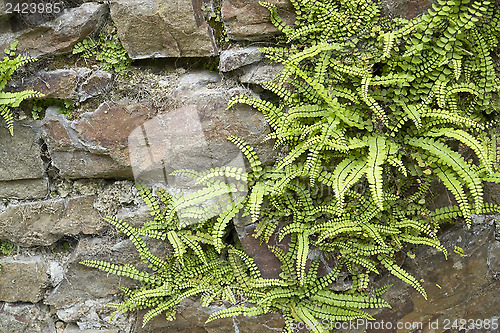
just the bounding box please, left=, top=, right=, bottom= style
left=239, top=62, right=284, bottom=85
left=0, top=302, right=56, bottom=333
left=0, top=256, right=48, bottom=303
left=0, top=179, right=48, bottom=199
left=0, top=2, right=108, bottom=57
left=0, top=120, right=44, bottom=181
left=42, top=100, right=157, bottom=179
left=219, top=47, right=263, bottom=72
left=64, top=323, right=119, bottom=333
left=222, top=0, right=295, bottom=40
left=0, top=196, right=106, bottom=246
left=13, top=68, right=111, bottom=102
left=129, top=72, right=276, bottom=188
left=109, top=0, right=217, bottom=59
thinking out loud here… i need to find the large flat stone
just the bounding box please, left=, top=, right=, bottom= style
left=0, top=196, right=106, bottom=246
left=0, top=302, right=56, bottom=333
left=221, top=0, right=295, bottom=41
left=0, top=2, right=108, bottom=57
left=337, top=215, right=500, bottom=333
left=13, top=68, right=111, bottom=102
left=0, top=256, right=48, bottom=303
left=109, top=0, right=217, bottom=59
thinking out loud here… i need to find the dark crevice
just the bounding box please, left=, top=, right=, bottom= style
left=38, top=137, right=59, bottom=190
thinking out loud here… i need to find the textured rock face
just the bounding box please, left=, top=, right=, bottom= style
left=0, top=256, right=48, bottom=303
left=219, top=47, right=263, bottom=72
left=222, top=0, right=295, bottom=40
left=129, top=71, right=275, bottom=189
left=0, top=196, right=105, bottom=246
left=0, top=120, right=47, bottom=199
left=0, top=2, right=107, bottom=57
left=135, top=298, right=285, bottom=333
left=0, top=302, right=56, bottom=333
left=109, top=0, right=218, bottom=59
left=335, top=215, right=500, bottom=333
left=42, top=100, right=157, bottom=179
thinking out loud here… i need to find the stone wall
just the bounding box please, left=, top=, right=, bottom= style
left=0, top=1, right=498, bottom=333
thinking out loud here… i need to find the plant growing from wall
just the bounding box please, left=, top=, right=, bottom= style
left=0, top=41, right=44, bottom=135
left=82, top=0, right=500, bottom=331
left=73, top=24, right=131, bottom=74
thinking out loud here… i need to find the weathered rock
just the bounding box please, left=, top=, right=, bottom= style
left=45, top=236, right=168, bottom=309
left=0, top=302, right=56, bottom=333
left=0, top=2, right=108, bottom=57
left=0, top=120, right=48, bottom=198
left=135, top=298, right=285, bottom=333
left=42, top=100, right=157, bottom=179
left=79, top=70, right=113, bottom=102
left=0, top=179, right=48, bottom=199
left=0, top=256, right=48, bottom=303
left=0, top=196, right=106, bottom=246
left=221, top=0, right=295, bottom=41
left=14, top=68, right=111, bottom=102
left=237, top=223, right=283, bottom=279
left=219, top=47, right=263, bottom=72
left=109, top=0, right=217, bottom=59
left=239, top=62, right=284, bottom=85
left=337, top=215, right=500, bottom=333
left=0, top=120, right=44, bottom=181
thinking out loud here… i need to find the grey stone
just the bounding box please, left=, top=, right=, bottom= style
left=0, top=120, right=44, bottom=181
left=219, top=47, right=263, bottom=72
left=0, top=2, right=108, bottom=57
left=380, top=0, right=433, bottom=19
left=0, top=196, right=106, bottom=246
left=221, top=0, right=295, bottom=41
left=0, top=256, right=48, bottom=303
left=0, top=179, right=48, bottom=199
left=240, top=63, right=284, bottom=85
left=109, top=0, right=217, bottom=59
left=42, top=100, right=157, bottom=179
left=94, top=180, right=139, bottom=216
left=13, top=68, right=111, bottom=102
left=336, top=215, right=500, bottom=333
left=0, top=302, right=56, bottom=333
left=135, top=298, right=285, bottom=333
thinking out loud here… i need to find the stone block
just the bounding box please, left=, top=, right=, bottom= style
left=0, top=120, right=44, bottom=181
left=109, top=0, right=217, bottom=59
left=222, top=0, right=295, bottom=41
left=0, top=196, right=106, bottom=246
left=0, top=302, right=56, bottom=333
left=219, top=47, right=263, bottom=72
left=42, top=100, right=157, bottom=179
left=0, top=256, right=48, bottom=303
